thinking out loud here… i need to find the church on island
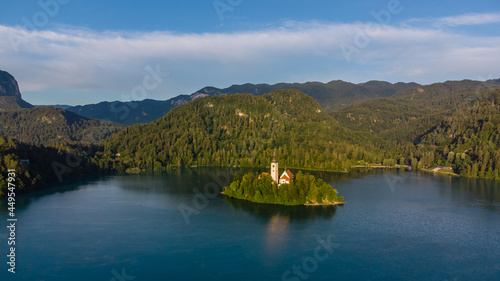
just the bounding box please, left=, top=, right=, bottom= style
left=270, top=148, right=294, bottom=186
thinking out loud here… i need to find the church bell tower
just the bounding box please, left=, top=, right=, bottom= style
left=271, top=148, right=279, bottom=183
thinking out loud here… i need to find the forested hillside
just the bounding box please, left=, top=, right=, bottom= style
left=101, top=90, right=386, bottom=172
left=332, top=80, right=498, bottom=142
left=0, top=106, right=123, bottom=145
left=0, top=136, right=108, bottom=196
left=414, top=89, right=500, bottom=179
left=192, top=80, right=419, bottom=112
left=333, top=82, right=500, bottom=180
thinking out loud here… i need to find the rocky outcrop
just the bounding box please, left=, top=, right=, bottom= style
left=0, top=70, right=33, bottom=111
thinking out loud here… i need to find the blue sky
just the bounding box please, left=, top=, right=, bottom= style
left=1, top=0, right=499, bottom=105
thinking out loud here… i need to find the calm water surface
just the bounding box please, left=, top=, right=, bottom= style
left=1, top=168, right=499, bottom=281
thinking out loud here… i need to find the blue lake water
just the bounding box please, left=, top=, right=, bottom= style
left=1, top=168, right=499, bottom=281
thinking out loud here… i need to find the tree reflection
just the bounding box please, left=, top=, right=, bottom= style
left=224, top=196, right=338, bottom=222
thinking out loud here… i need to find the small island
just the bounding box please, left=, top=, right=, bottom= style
left=223, top=149, right=345, bottom=206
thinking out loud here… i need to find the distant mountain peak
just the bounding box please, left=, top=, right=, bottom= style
left=0, top=70, right=21, bottom=97
left=0, top=70, right=33, bottom=111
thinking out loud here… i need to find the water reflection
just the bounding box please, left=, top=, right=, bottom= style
left=265, top=214, right=291, bottom=256
left=389, top=172, right=500, bottom=212
left=448, top=176, right=500, bottom=211
left=115, top=167, right=242, bottom=195
left=0, top=175, right=108, bottom=213
left=224, top=196, right=338, bottom=222
left=459, top=177, right=500, bottom=203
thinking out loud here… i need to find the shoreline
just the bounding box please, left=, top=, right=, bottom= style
left=222, top=193, right=346, bottom=206
left=221, top=191, right=346, bottom=207
left=132, top=164, right=411, bottom=174
left=304, top=202, right=346, bottom=206
left=121, top=164, right=471, bottom=181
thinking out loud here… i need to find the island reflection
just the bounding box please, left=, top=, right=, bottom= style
left=224, top=196, right=338, bottom=222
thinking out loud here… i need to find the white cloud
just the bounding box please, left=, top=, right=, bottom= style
left=0, top=13, right=499, bottom=105
left=437, top=12, right=500, bottom=27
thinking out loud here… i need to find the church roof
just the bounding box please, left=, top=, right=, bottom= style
left=280, top=175, right=290, bottom=181
left=280, top=169, right=294, bottom=181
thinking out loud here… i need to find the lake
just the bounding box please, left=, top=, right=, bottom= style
left=1, top=168, right=499, bottom=281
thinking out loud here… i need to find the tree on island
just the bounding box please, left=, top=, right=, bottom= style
left=224, top=171, right=344, bottom=206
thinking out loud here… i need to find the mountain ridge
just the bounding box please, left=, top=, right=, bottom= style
left=62, top=80, right=420, bottom=125
left=333, top=79, right=500, bottom=141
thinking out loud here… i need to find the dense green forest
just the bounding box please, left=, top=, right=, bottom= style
left=223, top=171, right=344, bottom=205
left=0, top=136, right=115, bottom=196
left=101, top=90, right=387, bottom=173
left=414, top=90, right=500, bottom=179
left=0, top=106, right=123, bottom=145
left=1, top=81, right=499, bottom=196
left=332, top=80, right=498, bottom=142
left=101, top=85, right=500, bottom=180
left=333, top=83, right=500, bottom=179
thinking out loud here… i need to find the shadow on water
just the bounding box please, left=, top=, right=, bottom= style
left=429, top=173, right=500, bottom=211
left=0, top=174, right=110, bottom=212
left=458, top=177, right=500, bottom=204
left=114, top=167, right=245, bottom=195
left=224, top=195, right=339, bottom=223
